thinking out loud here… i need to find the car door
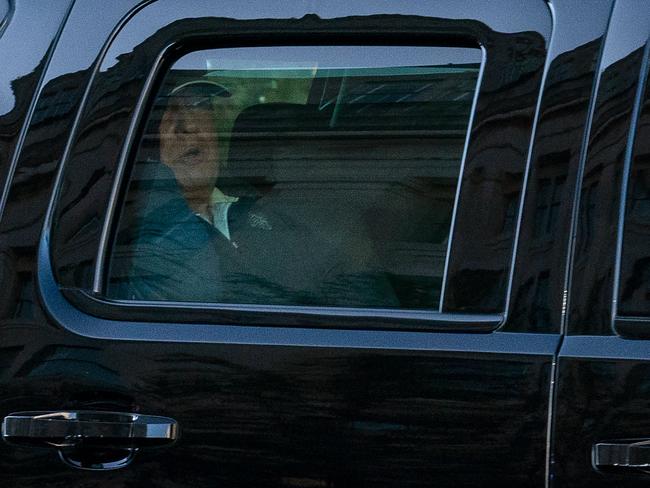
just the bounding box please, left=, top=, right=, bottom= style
left=554, top=1, right=650, bottom=486
left=0, top=1, right=611, bottom=486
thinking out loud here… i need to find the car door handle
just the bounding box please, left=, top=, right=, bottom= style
left=2, top=411, right=179, bottom=470
left=593, top=440, right=650, bottom=470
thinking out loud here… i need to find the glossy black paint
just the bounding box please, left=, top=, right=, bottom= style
left=0, top=330, right=556, bottom=487
left=554, top=1, right=650, bottom=487
left=555, top=337, right=650, bottom=487
left=567, top=0, right=650, bottom=336
left=1, top=1, right=646, bottom=487
left=506, top=0, right=616, bottom=334
left=614, top=50, right=650, bottom=337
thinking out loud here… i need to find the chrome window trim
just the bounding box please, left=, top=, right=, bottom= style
left=91, top=40, right=174, bottom=294
left=438, top=43, right=487, bottom=312
left=38, top=231, right=537, bottom=344
left=46, top=0, right=157, bottom=290
left=611, top=35, right=650, bottom=328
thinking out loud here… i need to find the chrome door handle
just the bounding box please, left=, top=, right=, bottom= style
left=2, top=411, right=179, bottom=470
left=593, top=440, right=650, bottom=470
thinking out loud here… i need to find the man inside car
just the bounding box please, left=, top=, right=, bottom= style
left=110, top=77, right=396, bottom=308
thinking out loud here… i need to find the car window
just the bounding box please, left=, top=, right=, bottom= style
left=105, top=45, right=482, bottom=310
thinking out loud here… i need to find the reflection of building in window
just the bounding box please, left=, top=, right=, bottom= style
left=530, top=270, right=550, bottom=327
left=502, top=192, right=520, bottom=235
left=628, top=168, right=650, bottom=218
left=579, top=182, right=598, bottom=251
left=12, top=272, right=34, bottom=320
left=533, top=176, right=565, bottom=239
left=31, top=85, right=79, bottom=125
left=16, top=345, right=120, bottom=382
left=620, top=257, right=650, bottom=309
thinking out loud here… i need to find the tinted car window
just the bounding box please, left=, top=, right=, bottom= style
left=106, top=45, right=482, bottom=310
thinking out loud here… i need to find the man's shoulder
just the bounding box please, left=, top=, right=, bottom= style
left=229, top=195, right=276, bottom=236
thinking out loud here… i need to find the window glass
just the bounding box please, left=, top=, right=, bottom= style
left=106, top=45, right=482, bottom=310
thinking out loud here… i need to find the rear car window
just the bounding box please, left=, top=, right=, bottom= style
left=105, top=45, right=483, bottom=310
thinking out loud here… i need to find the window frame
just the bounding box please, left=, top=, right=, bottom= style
left=104, top=43, right=486, bottom=314
left=613, top=38, right=650, bottom=338
left=42, top=0, right=552, bottom=333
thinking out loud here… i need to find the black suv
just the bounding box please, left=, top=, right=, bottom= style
left=0, top=1, right=649, bottom=487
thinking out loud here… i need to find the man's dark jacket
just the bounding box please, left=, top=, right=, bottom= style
left=108, top=161, right=397, bottom=308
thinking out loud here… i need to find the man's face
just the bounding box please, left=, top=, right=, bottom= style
left=159, top=101, right=219, bottom=194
